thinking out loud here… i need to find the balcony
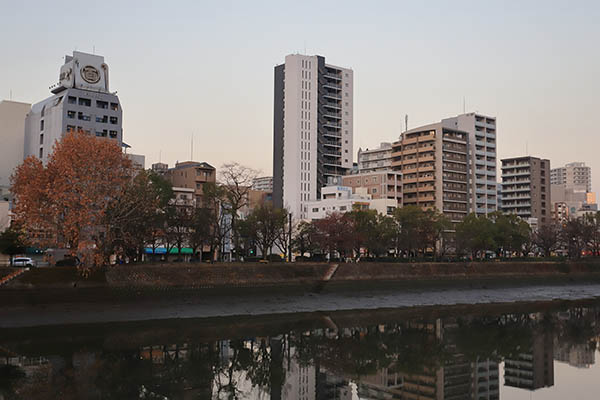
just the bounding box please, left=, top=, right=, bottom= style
left=324, top=112, right=341, bottom=120
left=324, top=73, right=341, bottom=81
left=323, top=101, right=341, bottom=109
left=502, top=170, right=530, bottom=178
left=323, top=121, right=342, bottom=129
left=323, top=93, right=342, bottom=100
left=323, top=82, right=341, bottom=91
left=322, top=130, right=341, bottom=138
left=321, top=139, right=341, bottom=147
left=502, top=162, right=530, bottom=169
left=322, top=149, right=341, bottom=157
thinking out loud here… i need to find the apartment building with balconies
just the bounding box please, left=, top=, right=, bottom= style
left=444, top=113, right=498, bottom=216
left=273, top=54, right=353, bottom=219
left=551, top=162, right=591, bottom=192
left=391, top=122, right=469, bottom=223
left=357, top=142, right=393, bottom=173
left=341, top=171, right=402, bottom=204
left=501, top=156, right=551, bottom=225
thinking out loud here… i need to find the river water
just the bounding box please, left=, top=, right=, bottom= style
left=2, top=290, right=600, bottom=398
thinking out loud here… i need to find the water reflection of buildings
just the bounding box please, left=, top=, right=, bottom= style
left=554, top=340, right=596, bottom=369
left=504, top=330, right=554, bottom=391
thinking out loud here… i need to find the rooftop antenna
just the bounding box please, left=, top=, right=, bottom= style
left=190, top=132, right=194, bottom=161
left=526, top=141, right=529, bottom=156
left=405, top=114, right=408, bottom=133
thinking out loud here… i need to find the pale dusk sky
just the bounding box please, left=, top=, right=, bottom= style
left=1, top=0, right=599, bottom=193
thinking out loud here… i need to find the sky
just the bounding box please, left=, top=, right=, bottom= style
left=1, top=0, right=599, bottom=193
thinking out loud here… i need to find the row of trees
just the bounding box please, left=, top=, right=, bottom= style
left=239, top=204, right=600, bottom=261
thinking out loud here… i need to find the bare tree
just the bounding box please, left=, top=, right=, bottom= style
left=533, top=223, right=560, bottom=257
left=219, top=163, right=258, bottom=261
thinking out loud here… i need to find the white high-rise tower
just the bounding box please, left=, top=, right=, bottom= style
left=273, top=54, right=354, bottom=219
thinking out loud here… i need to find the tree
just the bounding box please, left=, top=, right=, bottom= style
left=313, top=212, right=354, bottom=260
left=274, top=210, right=293, bottom=260
left=455, top=213, right=495, bottom=259
left=392, top=206, right=441, bottom=258
left=0, top=227, right=26, bottom=265
left=100, top=170, right=173, bottom=263
left=490, top=212, right=531, bottom=257
left=533, top=223, right=560, bottom=257
left=188, top=206, right=212, bottom=261
left=292, top=221, right=317, bottom=259
left=240, top=204, right=287, bottom=260
left=392, top=206, right=424, bottom=258
left=203, top=182, right=231, bottom=262
left=585, top=212, right=600, bottom=256
left=348, top=208, right=378, bottom=257
left=11, top=130, right=132, bottom=267
left=219, top=162, right=258, bottom=261
left=562, top=218, right=592, bottom=259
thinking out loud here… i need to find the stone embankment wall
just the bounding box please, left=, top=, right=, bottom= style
left=106, top=263, right=330, bottom=288
left=103, top=261, right=600, bottom=289
left=4, top=261, right=600, bottom=291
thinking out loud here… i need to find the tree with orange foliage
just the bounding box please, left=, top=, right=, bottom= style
left=11, top=130, right=133, bottom=267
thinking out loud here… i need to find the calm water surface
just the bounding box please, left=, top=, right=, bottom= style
left=2, top=300, right=600, bottom=399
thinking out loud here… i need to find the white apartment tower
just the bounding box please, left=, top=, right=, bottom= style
left=444, top=113, right=498, bottom=215
left=273, top=54, right=354, bottom=219
left=550, top=162, right=592, bottom=192
left=24, top=51, right=123, bottom=163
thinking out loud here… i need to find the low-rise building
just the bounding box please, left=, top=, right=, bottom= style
left=151, top=162, right=169, bottom=175
left=306, top=185, right=398, bottom=220
left=164, top=161, right=216, bottom=205
left=126, top=153, right=145, bottom=170
left=252, top=176, right=273, bottom=192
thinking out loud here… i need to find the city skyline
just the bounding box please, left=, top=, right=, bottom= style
left=1, top=1, right=599, bottom=194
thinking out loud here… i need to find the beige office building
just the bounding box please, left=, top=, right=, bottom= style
left=392, top=122, right=469, bottom=223
left=0, top=100, right=31, bottom=199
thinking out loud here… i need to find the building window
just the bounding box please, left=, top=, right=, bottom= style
left=78, top=112, right=90, bottom=121
left=110, top=116, right=118, bottom=124
left=96, top=115, right=108, bottom=123
left=68, top=96, right=77, bottom=104
left=67, top=110, right=75, bottom=119
left=40, top=120, right=44, bottom=131
left=67, top=125, right=75, bottom=132
left=39, top=148, right=43, bottom=158
left=110, top=102, right=119, bottom=111
left=39, top=134, right=44, bottom=144
left=78, top=98, right=91, bottom=107
left=96, top=100, right=108, bottom=109
left=109, top=130, right=118, bottom=138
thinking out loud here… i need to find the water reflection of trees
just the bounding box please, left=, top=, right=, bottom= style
left=2, top=303, right=600, bottom=399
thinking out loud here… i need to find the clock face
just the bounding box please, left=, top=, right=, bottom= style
left=81, top=65, right=100, bottom=84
